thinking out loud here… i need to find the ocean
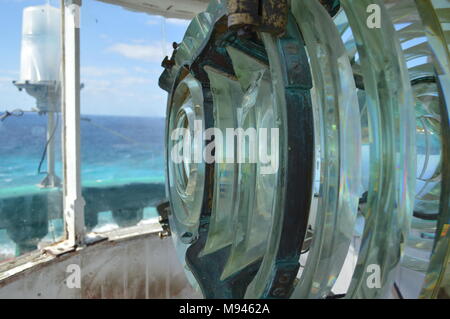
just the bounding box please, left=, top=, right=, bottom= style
left=0, top=113, right=166, bottom=260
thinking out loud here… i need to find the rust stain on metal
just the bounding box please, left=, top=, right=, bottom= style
left=227, top=0, right=288, bottom=36
left=260, top=0, right=288, bottom=36
left=227, top=0, right=260, bottom=29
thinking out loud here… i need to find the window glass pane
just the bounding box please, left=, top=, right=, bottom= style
left=80, top=1, right=188, bottom=233
left=0, top=1, right=64, bottom=263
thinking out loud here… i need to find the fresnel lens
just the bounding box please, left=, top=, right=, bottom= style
left=159, top=0, right=450, bottom=299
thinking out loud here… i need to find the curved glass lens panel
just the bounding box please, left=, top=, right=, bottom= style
left=291, top=0, right=362, bottom=299
left=220, top=46, right=280, bottom=280
left=415, top=0, right=450, bottom=299
left=201, top=66, right=241, bottom=256
left=340, top=0, right=416, bottom=299
left=167, top=74, right=205, bottom=241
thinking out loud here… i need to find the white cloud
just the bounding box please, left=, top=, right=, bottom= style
left=130, top=39, right=148, bottom=44
left=117, top=76, right=152, bottom=86
left=0, top=77, right=13, bottom=83
left=99, top=33, right=113, bottom=42
left=0, top=70, right=19, bottom=76
left=132, top=66, right=151, bottom=74
left=166, top=18, right=190, bottom=26
left=107, top=42, right=171, bottom=63
left=0, top=75, right=15, bottom=88
left=146, top=18, right=159, bottom=26
left=81, top=75, right=166, bottom=117
left=146, top=16, right=190, bottom=27
left=82, top=79, right=113, bottom=92
left=81, top=66, right=155, bottom=96
left=81, top=66, right=128, bottom=77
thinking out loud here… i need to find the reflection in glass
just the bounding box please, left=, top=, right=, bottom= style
left=0, top=4, right=64, bottom=263
left=340, top=0, right=416, bottom=299
left=291, top=0, right=361, bottom=299
left=220, top=46, right=280, bottom=280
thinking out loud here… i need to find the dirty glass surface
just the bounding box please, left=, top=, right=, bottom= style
left=0, top=3, right=64, bottom=263
left=291, top=0, right=361, bottom=299
left=78, top=1, right=188, bottom=234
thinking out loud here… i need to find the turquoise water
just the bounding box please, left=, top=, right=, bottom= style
left=0, top=113, right=165, bottom=189
left=0, top=113, right=166, bottom=259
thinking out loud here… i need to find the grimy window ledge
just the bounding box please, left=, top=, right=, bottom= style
left=0, top=220, right=164, bottom=287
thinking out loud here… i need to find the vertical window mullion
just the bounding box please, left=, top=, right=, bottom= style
left=62, top=0, right=85, bottom=247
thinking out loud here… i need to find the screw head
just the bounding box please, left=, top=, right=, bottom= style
left=180, top=232, right=197, bottom=244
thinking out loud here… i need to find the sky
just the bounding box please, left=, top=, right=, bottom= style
left=0, top=0, right=189, bottom=117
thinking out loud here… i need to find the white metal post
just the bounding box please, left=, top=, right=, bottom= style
left=62, top=0, right=85, bottom=246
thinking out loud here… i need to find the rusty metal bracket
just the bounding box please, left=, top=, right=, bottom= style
left=161, top=42, right=179, bottom=70
left=159, top=43, right=181, bottom=93
left=156, top=200, right=172, bottom=238
left=227, top=0, right=288, bottom=37
left=227, top=0, right=260, bottom=30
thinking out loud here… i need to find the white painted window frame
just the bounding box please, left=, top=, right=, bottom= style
left=0, top=0, right=162, bottom=278
left=61, top=0, right=86, bottom=248
left=34, top=0, right=86, bottom=256
left=0, top=1, right=85, bottom=275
